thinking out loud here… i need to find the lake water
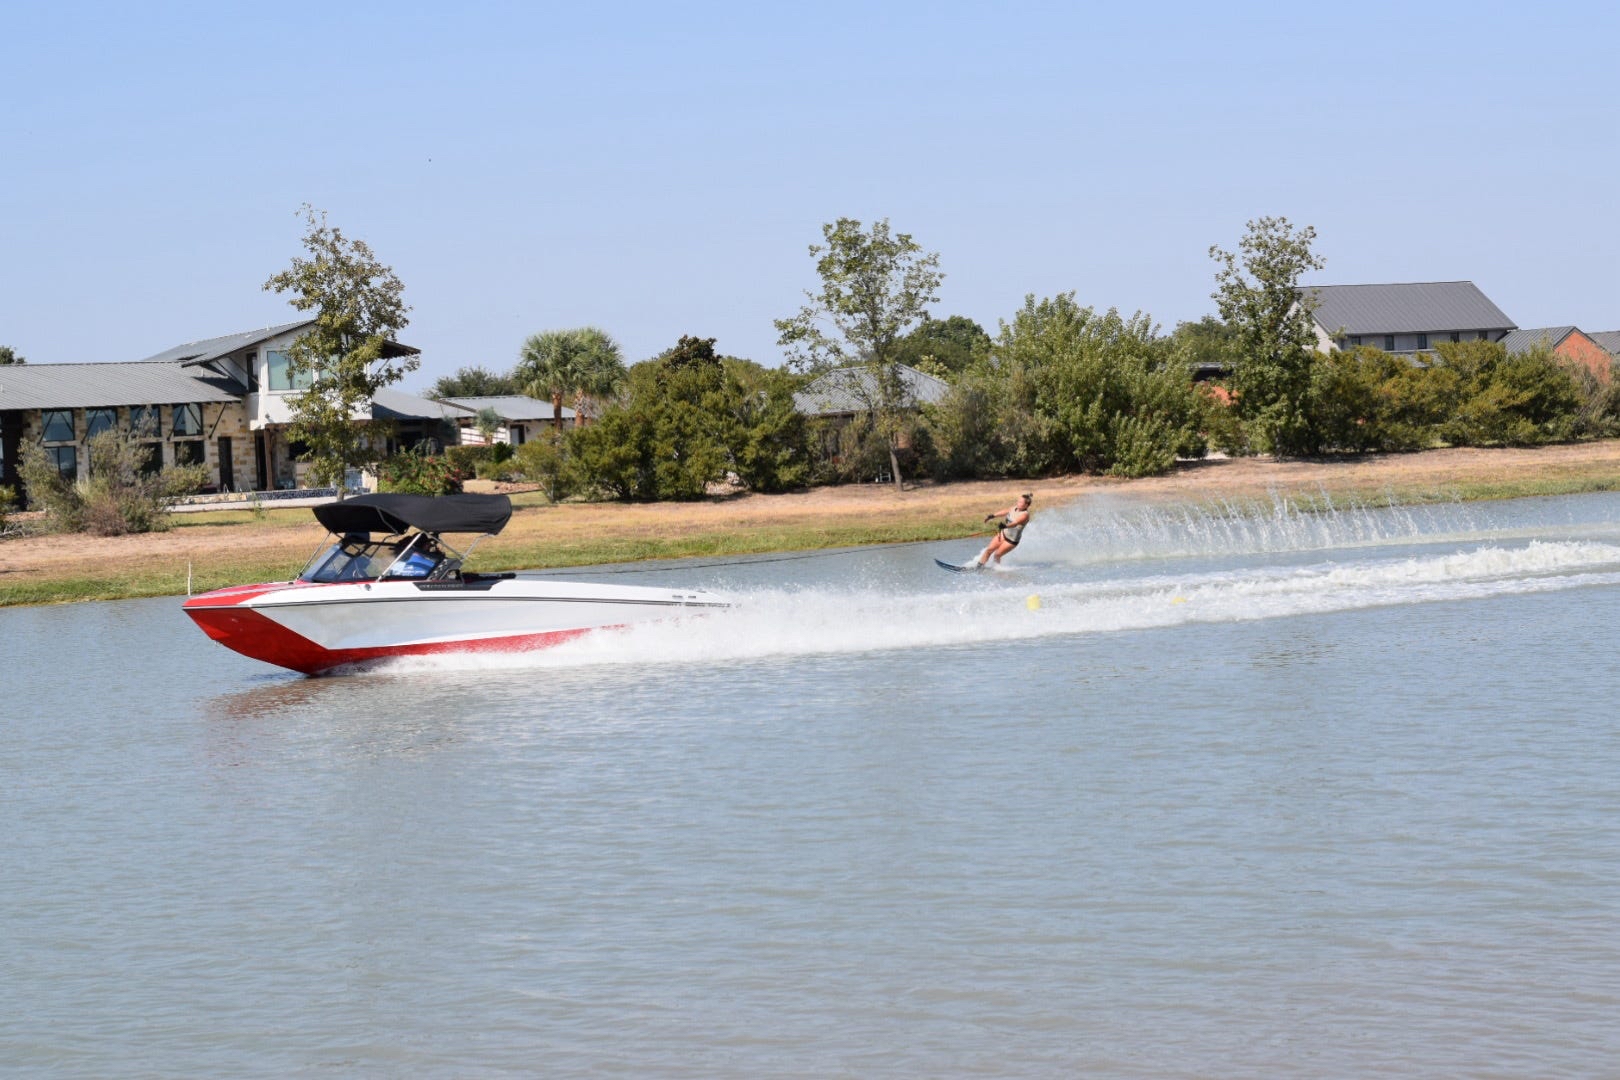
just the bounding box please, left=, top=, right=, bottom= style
left=3, top=491, right=1619, bottom=1077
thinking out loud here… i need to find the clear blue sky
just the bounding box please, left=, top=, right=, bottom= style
left=3, top=0, right=1616, bottom=392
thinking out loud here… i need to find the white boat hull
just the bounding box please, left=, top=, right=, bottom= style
left=185, top=576, right=726, bottom=674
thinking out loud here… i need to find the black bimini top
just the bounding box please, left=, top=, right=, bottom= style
left=312, top=493, right=513, bottom=537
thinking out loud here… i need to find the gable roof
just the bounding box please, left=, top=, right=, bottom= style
left=135, top=319, right=421, bottom=367
left=1588, top=331, right=1620, bottom=356
left=444, top=395, right=572, bottom=422
left=0, top=362, right=244, bottom=411
left=1300, top=281, right=1516, bottom=336
left=135, top=320, right=314, bottom=365
left=793, top=363, right=951, bottom=416
left=1498, top=326, right=1579, bottom=355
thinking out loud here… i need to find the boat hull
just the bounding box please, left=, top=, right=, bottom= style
left=184, top=578, right=725, bottom=675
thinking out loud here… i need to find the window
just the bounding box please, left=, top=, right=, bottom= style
left=129, top=405, right=160, bottom=437
left=172, top=403, right=203, bottom=437
left=1384, top=335, right=1395, bottom=351
left=1415, top=333, right=1428, bottom=350
left=1450, top=332, right=1461, bottom=343
left=1350, top=335, right=1362, bottom=347
left=135, top=443, right=160, bottom=474
left=266, top=350, right=313, bottom=391
left=1477, top=331, right=1489, bottom=341
left=173, top=440, right=205, bottom=467
left=47, top=445, right=77, bottom=481
left=41, top=409, right=74, bottom=442
left=244, top=351, right=258, bottom=392
left=86, top=408, right=117, bottom=438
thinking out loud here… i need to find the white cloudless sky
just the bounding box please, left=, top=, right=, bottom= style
left=3, top=0, right=1616, bottom=391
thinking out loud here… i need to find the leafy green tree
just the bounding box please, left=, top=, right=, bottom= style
left=569, top=337, right=808, bottom=500
left=1163, top=315, right=1239, bottom=372
left=892, top=314, right=990, bottom=377
left=516, top=327, right=626, bottom=431
left=263, top=206, right=414, bottom=492
left=431, top=365, right=516, bottom=398
left=0, top=345, right=24, bottom=365
left=996, top=294, right=1205, bottom=477
left=775, top=217, right=943, bottom=489
left=1209, top=216, right=1326, bottom=455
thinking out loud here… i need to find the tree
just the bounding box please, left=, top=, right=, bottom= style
left=263, top=206, right=414, bottom=492
left=431, top=365, right=516, bottom=399
left=775, top=217, right=944, bottom=489
left=0, top=345, right=24, bottom=365
left=892, top=314, right=990, bottom=377
left=474, top=407, right=502, bottom=444
left=515, top=327, right=626, bottom=431
left=1209, top=216, right=1326, bottom=455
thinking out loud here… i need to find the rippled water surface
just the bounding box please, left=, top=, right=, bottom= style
left=4, top=492, right=1619, bottom=1077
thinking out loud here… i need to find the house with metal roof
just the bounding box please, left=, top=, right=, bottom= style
left=1299, top=281, right=1517, bottom=355
left=2, top=320, right=423, bottom=500
left=1588, top=331, right=1620, bottom=357
left=443, top=395, right=573, bottom=446
left=1499, top=326, right=1615, bottom=384
left=792, top=363, right=951, bottom=418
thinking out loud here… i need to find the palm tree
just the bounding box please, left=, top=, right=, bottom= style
left=516, top=327, right=626, bottom=430
left=569, top=327, right=626, bottom=426
left=516, top=330, right=587, bottom=433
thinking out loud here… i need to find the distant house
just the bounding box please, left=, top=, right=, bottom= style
left=1588, top=331, right=1620, bottom=358
left=444, top=395, right=573, bottom=446
left=1, top=319, right=421, bottom=499
left=1499, top=326, right=1615, bottom=384
left=792, top=363, right=951, bottom=420
left=1300, top=281, right=1517, bottom=355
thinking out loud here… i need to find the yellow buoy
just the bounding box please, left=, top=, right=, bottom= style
left=1171, top=596, right=1188, bottom=605
left=1026, top=594, right=1042, bottom=611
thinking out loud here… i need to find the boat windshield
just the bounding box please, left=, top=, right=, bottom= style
left=300, top=534, right=445, bottom=583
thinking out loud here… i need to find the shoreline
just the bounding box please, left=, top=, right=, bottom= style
left=4, top=441, right=1620, bottom=607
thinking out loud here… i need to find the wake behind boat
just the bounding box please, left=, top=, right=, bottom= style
left=183, top=493, right=727, bottom=675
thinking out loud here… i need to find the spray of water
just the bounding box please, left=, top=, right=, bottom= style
left=376, top=485, right=1620, bottom=676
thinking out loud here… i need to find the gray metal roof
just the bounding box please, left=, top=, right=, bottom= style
left=135, top=320, right=313, bottom=365
left=135, top=320, right=420, bottom=366
left=1588, top=331, right=1620, bottom=356
left=793, top=364, right=951, bottom=416
left=1301, top=281, right=1516, bottom=336
left=372, top=387, right=476, bottom=422
left=444, top=395, right=572, bottom=422
left=1498, top=326, right=1578, bottom=355
left=0, top=362, right=245, bottom=411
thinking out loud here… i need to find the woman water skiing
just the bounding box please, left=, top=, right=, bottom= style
left=971, top=492, right=1032, bottom=568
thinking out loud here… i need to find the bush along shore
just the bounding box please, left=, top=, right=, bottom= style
left=5, top=442, right=1620, bottom=607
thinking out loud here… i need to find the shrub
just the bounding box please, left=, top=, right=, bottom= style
left=376, top=446, right=462, bottom=494
left=16, top=428, right=205, bottom=535
left=512, top=433, right=578, bottom=503
left=0, top=485, right=13, bottom=534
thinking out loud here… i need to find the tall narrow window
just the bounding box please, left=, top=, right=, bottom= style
left=172, top=404, right=203, bottom=437
left=41, top=409, right=75, bottom=442
left=86, top=408, right=117, bottom=438
left=244, top=350, right=259, bottom=392
left=1415, top=333, right=1429, bottom=350
left=1384, top=335, right=1395, bottom=351
left=1450, top=332, right=1461, bottom=343
left=47, top=445, right=77, bottom=481
left=129, top=405, right=159, bottom=437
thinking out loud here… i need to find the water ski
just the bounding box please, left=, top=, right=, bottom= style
left=934, top=558, right=981, bottom=573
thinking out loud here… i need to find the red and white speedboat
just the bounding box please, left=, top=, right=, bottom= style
left=183, top=493, right=726, bottom=675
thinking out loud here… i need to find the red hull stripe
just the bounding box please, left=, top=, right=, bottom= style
left=184, top=605, right=599, bottom=675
